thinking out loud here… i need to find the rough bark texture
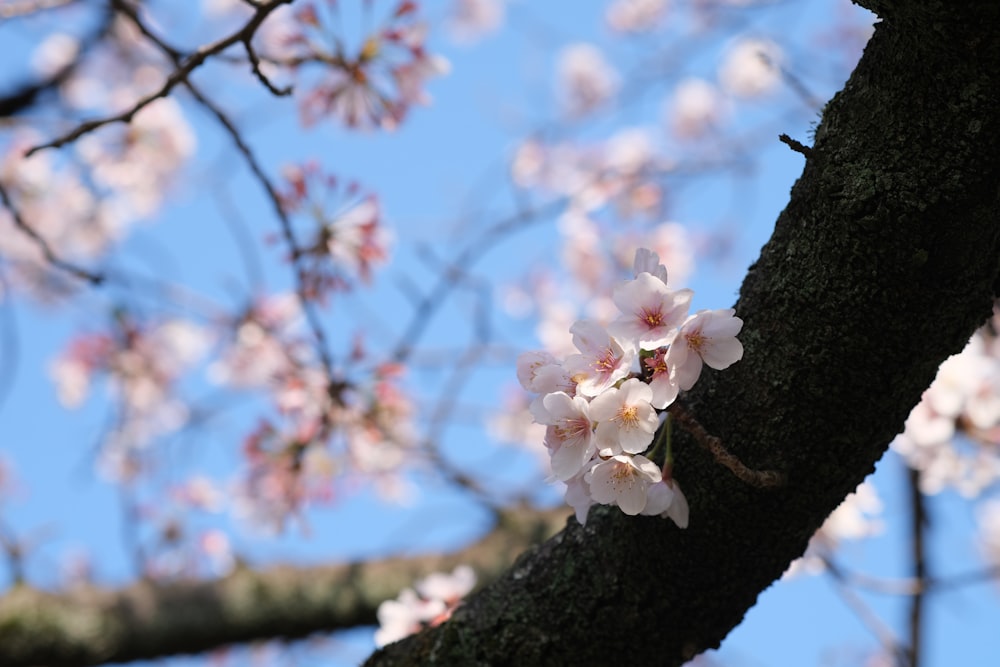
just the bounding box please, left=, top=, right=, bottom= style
left=2, top=1, right=999, bottom=665
left=365, top=2, right=1000, bottom=665
left=0, top=508, right=568, bottom=666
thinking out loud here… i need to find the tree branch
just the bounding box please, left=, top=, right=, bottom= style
left=0, top=507, right=569, bottom=666
left=24, top=0, right=293, bottom=156
left=365, top=3, right=1000, bottom=664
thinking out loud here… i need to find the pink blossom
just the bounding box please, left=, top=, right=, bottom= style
left=643, top=347, right=679, bottom=409
left=534, top=392, right=596, bottom=481
left=556, top=43, right=619, bottom=116
left=718, top=38, right=783, bottom=99
left=585, top=453, right=662, bottom=515
left=565, top=472, right=594, bottom=525
left=448, top=0, right=506, bottom=43
left=609, top=272, right=693, bottom=351
left=606, top=0, right=669, bottom=32
left=669, top=308, right=744, bottom=390
left=564, top=320, right=635, bottom=397
left=631, top=247, right=669, bottom=284
left=668, top=77, right=725, bottom=140
left=516, top=350, right=573, bottom=395
left=641, top=478, right=689, bottom=528
left=588, top=378, right=659, bottom=454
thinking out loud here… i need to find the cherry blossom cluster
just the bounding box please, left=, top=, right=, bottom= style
left=375, top=565, right=476, bottom=647
left=49, top=313, right=208, bottom=475
left=209, top=295, right=418, bottom=530
left=517, top=248, right=743, bottom=526
left=256, top=0, right=449, bottom=130
left=892, top=314, right=1000, bottom=497
left=278, top=162, right=391, bottom=301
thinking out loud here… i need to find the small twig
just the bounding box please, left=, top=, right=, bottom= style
left=26, top=0, right=293, bottom=156
left=819, top=555, right=1000, bottom=596
left=779, top=133, right=813, bottom=158
left=824, top=558, right=910, bottom=665
left=907, top=465, right=928, bottom=667
left=0, top=181, right=104, bottom=285
left=668, top=401, right=786, bottom=488
left=110, top=0, right=336, bottom=391
left=0, top=0, right=75, bottom=19
left=243, top=39, right=293, bottom=97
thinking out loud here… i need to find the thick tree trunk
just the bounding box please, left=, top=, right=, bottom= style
left=2, top=2, right=998, bottom=665
left=365, top=2, right=1000, bottom=665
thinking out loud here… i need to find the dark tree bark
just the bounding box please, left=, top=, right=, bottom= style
left=2, top=1, right=999, bottom=665
left=365, top=1, right=1000, bottom=665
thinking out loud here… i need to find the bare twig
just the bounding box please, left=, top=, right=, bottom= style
left=108, top=0, right=337, bottom=393
left=0, top=181, right=104, bottom=285
left=824, top=557, right=911, bottom=665
left=907, top=465, right=928, bottom=667
left=820, top=555, right=1000, bottom=596
left=243, top=39, right=292, bottom=97
left=779, top=133, right=813, bottom=158
left=668, top=401, right=786, bottom=488
left=25, top=0, right=293, bottom=156
left=0, top=0, right=75, bottom=19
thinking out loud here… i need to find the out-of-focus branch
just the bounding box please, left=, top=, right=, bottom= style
left=823, top=559, right=910, bottom=665
left=25, top=0, right=293, bottom=156
left=907, top=465, right=928, bottom=667
left=109, top=0, right=337, bottom=388
left=0, top=0, right=75, bottom=19
left=0, top=181, right=104, bottom=285
left=0, top=506, right=570, bottom=667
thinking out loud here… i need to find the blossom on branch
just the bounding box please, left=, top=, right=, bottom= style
left=518, top=248, right=743, bottom=524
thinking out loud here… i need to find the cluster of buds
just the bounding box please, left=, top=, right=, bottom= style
left=278, top=162, right=391, bottom=300
left=282, top=0, right=449, bottom=130
left=517, top=248, right=744, bottom=526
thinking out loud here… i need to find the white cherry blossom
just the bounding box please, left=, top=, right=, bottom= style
left=564, top=320, right=635, bottom=397
left=586, top=454, right=662, bottom=515
left=718, top=38, right=783, bottom=98
left=609, top=272, right=692, bottom=351
left=669, top=308, right=744, bottom=390
left=588, top=378, right=659, bottom=454
left=534, top=392, right=596, bottom=481
left=641, top=478, right=689, bottom=528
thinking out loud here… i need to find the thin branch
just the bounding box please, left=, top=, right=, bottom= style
left=819, top=555, right=1000, bottom=596
left=823, top=560, right=911, bottom=666
left=779, top=132, right=813, bottom=158
left=0, top=181, right=104, bottom=285
left=25, top=0, right=293, bottom=156
left=108, top=0, right=337, bottom=389
left=907, top=465, right=928, bottom=667
left=243, top=38, right=292, bottom=97
left=0, top=506, right=570, bottom=667
left=668, top=400, right=786, bottom=488
left=0, top=0, right=75, bottom=19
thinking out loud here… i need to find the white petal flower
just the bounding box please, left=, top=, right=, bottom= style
left=643, top=348, right=679, bottom=409
left=535, top=392, right=596, bottom=481
left=632, top=247, right=669, bottom=284
left=718, top=38, right=783, bottom=99
left=609, top=272, right=692, bottom=351
left=669, top=308, right=744, bottom=390
left=641, top=478, right=689, bottom=528
left=565, top=473, right=594, bottom=525
left=588, top=379, right=659, bottom=454
left=516, top=351, right=573, bottom=395
left=585, top=454, right=662, bottom=515
left=415, top=565, right=477, bottom=604
left=564, top=320, right=635, bottom=397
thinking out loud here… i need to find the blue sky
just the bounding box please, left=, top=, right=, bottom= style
left=2, top=1, right=999, bottom=666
